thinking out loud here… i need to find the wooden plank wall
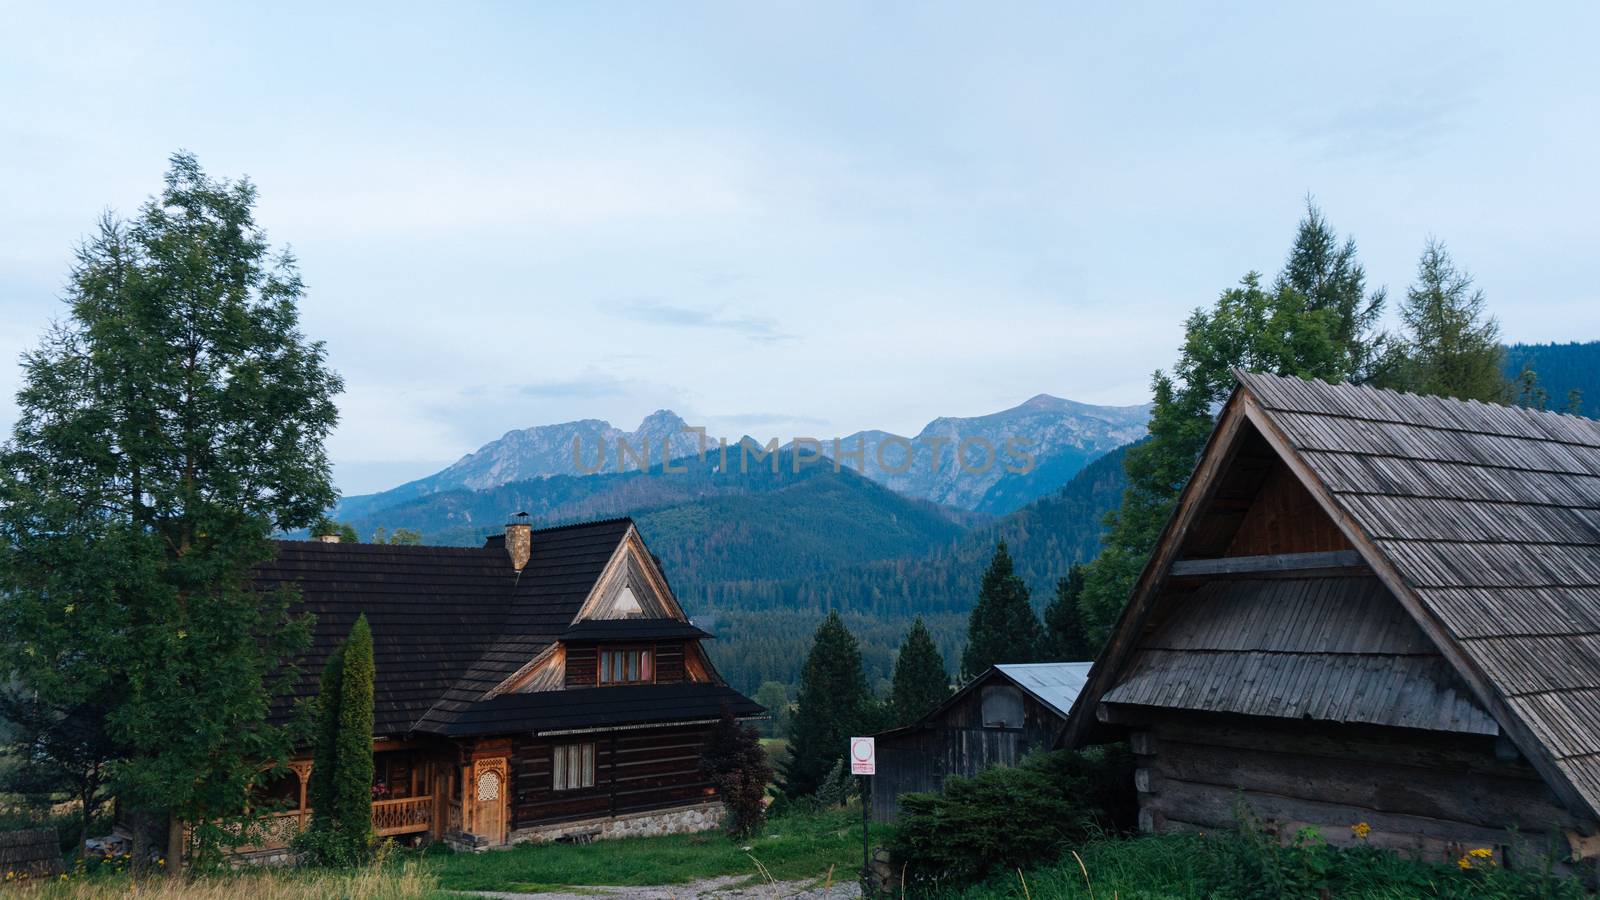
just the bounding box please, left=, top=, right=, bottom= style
left=872, top=690, right=1063, bottom=821
left=562, top=641, right=687, bottom=688
left=510, top=724, right=716, bottom=829
left=1132, top=711, right=1580, bottom=864
left=1226, top=466, right=1352, bottom=556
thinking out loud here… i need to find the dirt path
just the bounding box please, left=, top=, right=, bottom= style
left=469, top=874, right=863, bottom=899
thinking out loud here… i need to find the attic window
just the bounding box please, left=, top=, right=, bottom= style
left=611, top=585, right=643, bottom=617
left=981, top=685, right=1024, bottom=729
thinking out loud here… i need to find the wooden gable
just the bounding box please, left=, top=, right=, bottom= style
left=1066, top=371, right=1600, bottom=822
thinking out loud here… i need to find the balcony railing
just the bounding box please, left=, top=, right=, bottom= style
left=372, top=795, right=433, bottom=836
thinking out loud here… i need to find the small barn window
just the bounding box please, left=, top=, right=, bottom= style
left=980, top=686, right=1025, bottom=729
left=553, top=743, right=596, bottom=791
left=599, top=648, right=653, bottom=685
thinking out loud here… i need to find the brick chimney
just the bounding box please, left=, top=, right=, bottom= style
left=505, top=512, right=532, bottom=571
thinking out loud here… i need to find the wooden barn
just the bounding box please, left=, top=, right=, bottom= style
left=1066, top=371, right=1600, bottom=866
left=234, top=515, right=760, bottom=855
left=871, top=662, right=1091, bottom=821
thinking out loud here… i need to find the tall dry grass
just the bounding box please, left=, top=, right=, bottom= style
left=6, top=861, right=437, bottom=899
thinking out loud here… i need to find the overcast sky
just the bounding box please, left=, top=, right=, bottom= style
left=3, top=2, right=1597, bottom=495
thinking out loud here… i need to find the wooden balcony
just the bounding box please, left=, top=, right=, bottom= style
left=372, top=795, right=433, bottom=836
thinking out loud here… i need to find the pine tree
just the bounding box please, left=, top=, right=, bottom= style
left=961, top=542, right=1043, bottom=680
left=0, top=152, right=340, bottom=869
left=305, top=643, right=345, bottom=832
left=1043, top=564, right=1094, bottom=661
left=1078, top=204, right=1384, bottom=642
left=782, top=612, right=870, bottom=798
left=700, top=706, right=773, bottom=838
left=890, top=618, right=951, bottom=726
left=1381, top=240, right=1507, bottom=403
left=333, top=615, right=375, bottom=859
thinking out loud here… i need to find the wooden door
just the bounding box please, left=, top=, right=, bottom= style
left=469, top=757, right=509, bottom=844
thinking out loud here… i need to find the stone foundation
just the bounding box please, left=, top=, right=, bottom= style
left=509, top=802, right=723, bottom=845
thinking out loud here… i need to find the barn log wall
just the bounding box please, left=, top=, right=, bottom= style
left=510, top=724, right=716, bottom=828
left=1130, top=711, right=1579, bottom=864
left=872, top=689, right=1060, bottom=821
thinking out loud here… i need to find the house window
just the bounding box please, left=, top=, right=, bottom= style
left=599, top=648, right=653, bottom=685
left=552, top=743, right=596, bottom=791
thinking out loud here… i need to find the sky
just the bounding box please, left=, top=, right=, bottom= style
left=2, top=2, right=1597, bottom=495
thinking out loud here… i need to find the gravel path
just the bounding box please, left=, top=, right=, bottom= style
left=469, top=874, right=862, bottom=899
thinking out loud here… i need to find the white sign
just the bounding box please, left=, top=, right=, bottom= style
left=849, top=736, right=876, bottom=775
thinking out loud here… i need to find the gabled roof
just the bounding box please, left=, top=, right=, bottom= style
left=1067, top=371, right=1600, bottom=820
left=995, top=663, right=1095, bottom=718
left=878, top=661, right=1093, bottom=740
left=259, top=517, right=741, bottom=738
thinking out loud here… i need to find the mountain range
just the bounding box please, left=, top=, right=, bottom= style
left=336, top=394, right=1149, bottom=522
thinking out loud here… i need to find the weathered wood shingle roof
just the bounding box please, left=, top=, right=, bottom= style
left=1236, top=371, right=1600, bottom=814
left=258, top=518, right=663, bottom=738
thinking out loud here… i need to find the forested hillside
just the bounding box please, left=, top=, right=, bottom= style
left=337, top=446, right=971, bottom=585
left=1503, top=341, right=1600, bottom=416
left=703, top=444, right=1133, bottom=693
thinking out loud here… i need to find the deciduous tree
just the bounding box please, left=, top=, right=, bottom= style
left=0, top=152, right=341, bottom=870
left=701, top=706, right=772, bottom=838
left=1078, top=203, right=1384, bottom=641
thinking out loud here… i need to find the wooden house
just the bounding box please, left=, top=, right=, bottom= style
left=1066, top=371, right=1600, bottom=865
left=871, top=662, right=1091, bottom=821
left=241, top=515, right=760, bottom=854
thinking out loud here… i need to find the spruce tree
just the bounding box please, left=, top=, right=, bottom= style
left=961, top=542, right=1043, bottom=680
left=333, top=616, right=375, bottom=858
left=0, top=152, right=340, bottom=869
left=1381, top=240, right=1507, bottom=403
left=889, top=618, right=951, bottom=726
left=1043, top=564, right=1094, bottom=661
left=782, top=612, right=870, bottom=798
left=1078, top=203, right=1384, bottom=642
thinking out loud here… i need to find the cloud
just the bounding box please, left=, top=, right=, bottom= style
left=609, top=300, right=794, bottom=343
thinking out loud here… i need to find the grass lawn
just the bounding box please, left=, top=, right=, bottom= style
left=426, top=804, right=862, bottom=893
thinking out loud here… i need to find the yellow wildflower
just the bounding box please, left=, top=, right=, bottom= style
left=1469, top=847, right=1494, bottom=859
left=1457, top=856, right=1473, bottom=870
left=1350, top=822, right=1371, bottom=840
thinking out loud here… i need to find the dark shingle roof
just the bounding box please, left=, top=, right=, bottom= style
left=1235, top=371, right=1600, bottom=814
left=436, top=682, right=762, bottom=737
left=258, top=517, right=729, bottom=738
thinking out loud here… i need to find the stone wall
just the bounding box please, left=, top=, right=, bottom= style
left=509, top=802, right=722, bottom=845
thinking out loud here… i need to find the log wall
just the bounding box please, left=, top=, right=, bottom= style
left=1129, top=710, right=1582, bottom=866
left=510, top=723, right=716, bottom=828
left=872, top=687, right=1062, bottom=821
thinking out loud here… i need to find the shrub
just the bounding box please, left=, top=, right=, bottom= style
left=296, top=616, right=374, bottom=865
left=814, top=758, right=856, bottom=809
left=891, top=750, right=1108, bottom=886
left=700, top=706, right=773, bottom=838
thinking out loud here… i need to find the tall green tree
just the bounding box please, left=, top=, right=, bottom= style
left=1078, top=203, right=1385, bottom=641
left=0, top=152, right=341, bottom=869
left=332, top=616, right=375, bottom=859
left=305, top=644, right=345, bottom=831
left=889, top=618, right=951, bottom=726
left=1042, top=564, right=1094, bottom=661
left=1380, top=240, right=1507, bottom=403
left=961, top=542, right=1043, bottom=680
left=782, top=612, right=870, bottom=798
